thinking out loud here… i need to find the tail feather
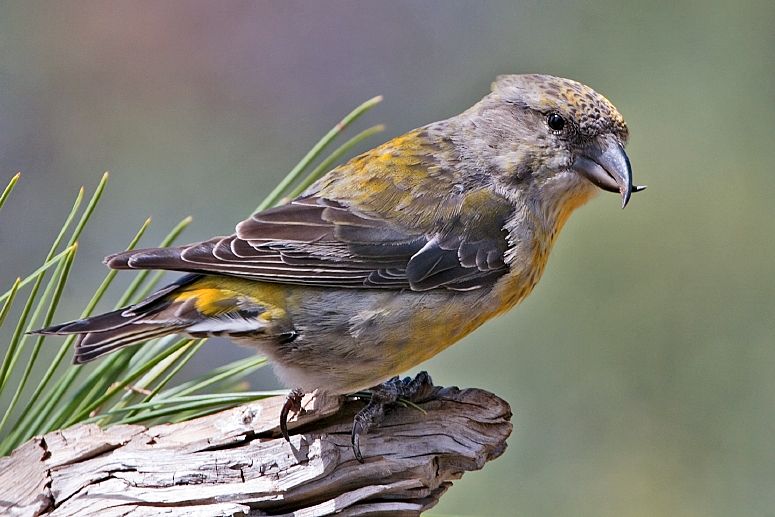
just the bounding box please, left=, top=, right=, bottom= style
left=32, top=274, right=206, bottom=364
left=36, top=308, right=145, bottom=335
left=32, top=278, right=196, bottom=364
left=32, top=272, right=274, bottom=365
left=73, top=325, right=179, bottom=364
left=33, top=305, right=180, bottom=364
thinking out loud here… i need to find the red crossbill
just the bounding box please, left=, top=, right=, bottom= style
left=37, top=74, right=643, bottom=461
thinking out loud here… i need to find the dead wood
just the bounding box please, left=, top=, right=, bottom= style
left=0, top=386, right=511, bottom=516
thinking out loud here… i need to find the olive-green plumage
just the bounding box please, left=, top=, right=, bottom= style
left=37, top=74, right=641, bottom=396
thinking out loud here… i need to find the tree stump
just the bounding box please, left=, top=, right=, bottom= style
left=0, top=386, right=511, bottom=516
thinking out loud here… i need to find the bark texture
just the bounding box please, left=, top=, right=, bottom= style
left=0, top=387, right=511, bottom=516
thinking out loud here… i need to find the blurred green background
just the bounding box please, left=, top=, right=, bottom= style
left=2, top=1, right=774, bottom=515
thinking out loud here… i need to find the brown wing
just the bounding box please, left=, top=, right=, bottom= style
left=107, top=195, right=511, bottom=291
left=107, top=127, right=514, bottom=291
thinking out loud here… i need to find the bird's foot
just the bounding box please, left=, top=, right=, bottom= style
left=280, top=388, right=305, bottom=442
left=351, top=371, right=434, bottom=463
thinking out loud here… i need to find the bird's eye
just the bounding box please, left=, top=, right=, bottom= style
left=547, top=113, right=565, bottom=132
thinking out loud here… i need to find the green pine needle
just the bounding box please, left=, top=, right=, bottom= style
left=287, top=124, right=385, bottom=199
left=0, top=172, right=21, bottom=212
left=256, top=95, right=382, bottom=211
left=0, top=245, right=77, bottom=434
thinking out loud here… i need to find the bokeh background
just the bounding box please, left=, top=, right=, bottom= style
left=2, top=1, right=774, bottom=515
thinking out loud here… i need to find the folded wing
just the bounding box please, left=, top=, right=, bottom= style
left=107, top=128, right=515, bottom=292
left=107, top=194, right=511, bottom=291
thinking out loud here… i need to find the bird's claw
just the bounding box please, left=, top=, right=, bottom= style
left=350, top=371, right=435, bottom=462
left=280, top=388, right=305, bottom=442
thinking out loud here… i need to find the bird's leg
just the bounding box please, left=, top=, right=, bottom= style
left=351, top=371, right=434, bottom=462
left=280, top=388, right=305, bottom=442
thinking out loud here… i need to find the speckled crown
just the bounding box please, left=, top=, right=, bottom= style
left=492, top=74, right=628, bottom=140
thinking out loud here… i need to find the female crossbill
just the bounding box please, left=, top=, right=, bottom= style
left=37, top=74, right=644, bottom=460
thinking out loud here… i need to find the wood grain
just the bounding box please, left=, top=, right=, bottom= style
left=0, top=387, right=511, bottom=516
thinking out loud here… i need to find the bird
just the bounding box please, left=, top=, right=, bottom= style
left=35, top=74, right=644, bottom=461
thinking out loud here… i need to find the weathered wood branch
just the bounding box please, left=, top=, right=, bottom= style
left=1, top=386, right=511, bottom=516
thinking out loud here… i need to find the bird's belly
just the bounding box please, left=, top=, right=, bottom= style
left=261, top=286, right=498, bottom=394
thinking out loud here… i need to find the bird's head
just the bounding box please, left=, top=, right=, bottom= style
left=464, top=74, right=644, bottom=210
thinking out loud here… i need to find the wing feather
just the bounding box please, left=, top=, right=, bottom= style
left=106, top=129, right=514, bottom=291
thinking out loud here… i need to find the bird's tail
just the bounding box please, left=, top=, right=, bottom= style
left=32, top=274, right=201, bottom=364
